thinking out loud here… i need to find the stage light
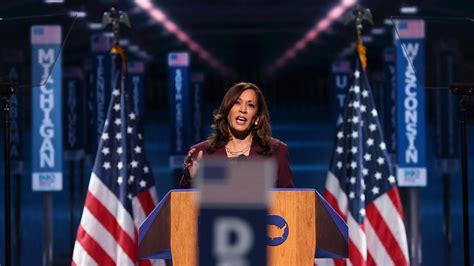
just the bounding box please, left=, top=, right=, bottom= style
left=267, top=0, right=357, bottom=74
left=361, top=35, right=373, bottom=43
left=400, top=6, right=419, bottom=14
left=87, top=23, right=102, bottom=30
left=128, top=45, right=139, bottom=52
left=69, top=11, right=87, bottom=18
left=133, top=0, right=233, bottom=76
left=44, top=0, right=64, bottom=3
left=384, top=19, right=393, bottom=26
left=119, top=39, right=130, bottom=46
left=371, top=27, right=386, bottom=35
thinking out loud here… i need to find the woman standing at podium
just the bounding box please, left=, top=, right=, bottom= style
left=179, top=82, right=295, bottom=188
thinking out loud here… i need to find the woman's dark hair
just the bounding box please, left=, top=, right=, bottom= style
left=207, top=82, right=273, bottom=155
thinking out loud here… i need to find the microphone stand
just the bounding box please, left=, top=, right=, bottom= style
left=1, top=81, right=17, bottom=266
left=450, top=83, right=474, bottom=266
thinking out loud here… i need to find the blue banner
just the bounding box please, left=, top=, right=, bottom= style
left=370, top=71, right=386, bottom=129
left=127, top=61, right=145, bottom=117
left=434, top=41, right=459, bottom=173
left=331, top=60, right=351, bottom=125
left=384, top=48, right=397, bottom=157
left=394, top=19, right=427, bottom=186
left=4, top=49, right=24, bottom=175
left=31, top=25, right=63, bottom=191
left=191, top=72, right=204, bottom=143
left=63, top=67, right=86, bottom=161
left=84, top=58, right=96, bottom=161
left=168, top=52, right=192, bottom=168
left=90, top=33, right=113, bottom=146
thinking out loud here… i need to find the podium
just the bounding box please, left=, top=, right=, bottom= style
left=138, top=189, right=348, bottom=265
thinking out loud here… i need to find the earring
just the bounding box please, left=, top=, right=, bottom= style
left=254, top=121, right=258, bottom=125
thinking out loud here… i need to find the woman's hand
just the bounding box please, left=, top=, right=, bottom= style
left=184, top=148, right=203, bottom=178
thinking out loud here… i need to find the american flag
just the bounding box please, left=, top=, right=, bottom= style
left=395, top=20, right=425, bottom=39
left=72, top=55, right=163, bottom=265
left=167, top=52, right=189, bottom=67
left=319, top=60, right=409, bottom=266
left=31, top=25, right=62, bottom=44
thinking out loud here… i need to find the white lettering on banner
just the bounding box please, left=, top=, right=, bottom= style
left=214, top=217, right=253, bottom=266
left=336, top=75, right=348, bottom=108
left=402, top=42, right=420, bottom=164
left=175, top=102, right=183, bottom=152
left=337, top=95, right=346, bottom=108
left=335, top=75, right=348, bottom=89
left=96, top=55, right=105, bottom=138
left=39, top=49, right=55, bottom=84
left=38, top=48, right=56, bottom=168
left=175, top=69, right=183, bottom=101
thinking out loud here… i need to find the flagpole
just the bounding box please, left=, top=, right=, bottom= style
left=450, top=83, right=473, bottom=266
left=1, top=82, right=17, bottom=266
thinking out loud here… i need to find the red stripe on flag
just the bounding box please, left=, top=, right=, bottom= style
left=387, top=187, right=405, bottom=220
left=85, top=191, right=137, bottom=262
left=139, top=259, right=153, bottom=266
left=366, top=201, right=409, bottom=266
left=76, top=225, right=116, bottom=266
left=367, top=251, right=376, bottom=266
left=323, top=189, right=347, bottom=220
left=334, top=258, right=346, bottom=266
left=137, top=189, right=155, bottom=215
left=348, top=238, right=366, bottom=265
left=71, top=261, right=77, bottom=266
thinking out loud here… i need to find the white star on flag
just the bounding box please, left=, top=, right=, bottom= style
left=135, top=146, right=142, bottom=154
left=103, top=162, right=111, bottom=170
left=102, top=147, right=110, bottom=155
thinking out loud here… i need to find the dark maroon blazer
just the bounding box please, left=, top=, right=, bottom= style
left=178, top=138, right=295, bottom=188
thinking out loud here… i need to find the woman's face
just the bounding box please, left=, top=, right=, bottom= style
left=227, top=89, right=259, bottom=133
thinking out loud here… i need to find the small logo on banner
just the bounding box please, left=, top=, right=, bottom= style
left=168, top=52, right=189, bottom=67
left=31, top=26, right=61, bottom=44
left=91, top=33, right=113, bottom=52
left=397, top=167, right=427, bottom=186
left=332, top=60, right=351, bottom=74
left=267, top=215, right=289, bottom=246
left=128, top=61, right=145, bottom=74
left=32, top=173, right=62, bottom=191
left=395, top=20, right=425, bottom=39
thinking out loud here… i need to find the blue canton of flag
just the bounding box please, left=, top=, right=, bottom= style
left=73, top=54, right=163, bottom=266
left=321, top=60, right=409, bottom=266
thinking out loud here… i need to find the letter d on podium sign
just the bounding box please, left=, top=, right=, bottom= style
left=394, top=20, right=427, bottom=187
left=31, top=25, right=63, bottom=191
left=197, top=158, right=275, bottom=265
